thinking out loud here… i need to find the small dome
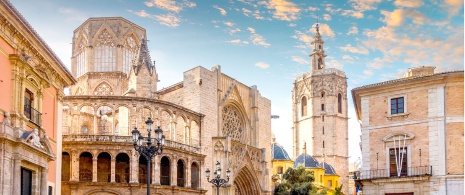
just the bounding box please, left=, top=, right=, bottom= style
left=319, top=162, right=337, bottom=175
left=293, top=153, right=320, bottom=168
left=272, top=143, right=291, bottom=160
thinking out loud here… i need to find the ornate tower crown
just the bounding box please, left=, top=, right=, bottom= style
left=310, top=19, right=327, bottom=71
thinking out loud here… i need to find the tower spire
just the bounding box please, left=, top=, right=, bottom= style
left=310, top=16, right=327, bottom=71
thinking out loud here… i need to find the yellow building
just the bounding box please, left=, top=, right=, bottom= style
left=272, top=138, right=341, bottom=194
left=271, top=138, right=294, bottom=183
left=293, top=153, right=341, bottom=194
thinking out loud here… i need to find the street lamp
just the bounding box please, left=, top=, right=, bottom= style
left=131, top=117, right=165, bottom=195
left=206, top=161, right=230, bottom=195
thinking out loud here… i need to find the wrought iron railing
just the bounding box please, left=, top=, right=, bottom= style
left=62, top=135, right=201, bottom=153
left=354, top=166, right=432, bottom=180
left=24, top=105, right=42, bottom=126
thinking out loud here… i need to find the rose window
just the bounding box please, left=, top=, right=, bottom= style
left=222, top=105, right=244, bottom=141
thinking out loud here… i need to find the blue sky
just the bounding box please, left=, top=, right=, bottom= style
left=10, top=0, right=463, bottom=162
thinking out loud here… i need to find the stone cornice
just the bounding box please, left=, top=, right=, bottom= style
left=0, top=0, right=76, bottom=88
left=63, top=95, right=205, bottom=117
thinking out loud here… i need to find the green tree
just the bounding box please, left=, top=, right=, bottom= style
left=334, top=184, right=343, bottom=195
left=274, top=165, right=324, bottom=195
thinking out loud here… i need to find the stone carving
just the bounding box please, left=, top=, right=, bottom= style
left=27, top=129, right=44, bottom=148
left=94, top=83, right=113, bottom=95
left=222, top=105, right=243, bottom=142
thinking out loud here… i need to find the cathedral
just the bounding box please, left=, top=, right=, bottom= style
left=60, top=17, right=272, bottom=195
left=291, top=23, right=349, bottom=193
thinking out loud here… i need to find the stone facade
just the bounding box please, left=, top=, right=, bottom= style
left=0, top=1, right=76, bottom=194
left=61, top=17, right=272, bottom=195
left=292, top=24, right=349, bottom=194
left=352, top=67, right=464, bottom=195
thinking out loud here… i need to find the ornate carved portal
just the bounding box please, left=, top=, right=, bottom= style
left=233, top=166, right=260, bottom=195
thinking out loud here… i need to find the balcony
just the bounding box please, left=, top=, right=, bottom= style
left=62, top=135, right=201, bottom=153
left=24, top=105, right=42, bottom=126
left=354, top=166, right=432, bottom=180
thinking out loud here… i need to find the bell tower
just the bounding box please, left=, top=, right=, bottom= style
left=292, top=20, right=349, bottom=194
left=310, top=22, right=327, bottom=71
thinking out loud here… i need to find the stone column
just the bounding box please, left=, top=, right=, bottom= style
left=171, top=156, right=177, bottom=186
left=111, top=157, right=116, bottom=182
left=40, top=167, right=48, bottom=195
left=71, top=151, right=79, bottom=181
left=152, top=155, right=160, bottom=185
left=92, top=156, right=97, bottom=182
left=185, top=159, right=191, bottom=188
left=12, top=159, right=21, bottom=195
left=130, top=150, right=139, bottom=183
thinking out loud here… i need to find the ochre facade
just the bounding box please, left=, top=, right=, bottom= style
left=61, top=17, right=272, bottom=195
left=0, top=1, right=75, bottom=194
left=352, top=67, right=464, bottom=194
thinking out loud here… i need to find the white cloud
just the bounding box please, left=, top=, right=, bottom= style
left=247, top=27, right=270, bottom=48
left=342, top=55, right=354, bottom=61
left=363, top=70, right=374, bottom=75
left=155, top=14, right=180, bottom=27
left=129, top=10, right=152, bottom=18
left=340, top=44, right=369, bottom=54
left=326, top=59, right=343, bottom=68
left=223, top=21, right=235, bottom=27
left=310, top=23, right=335, bottom=37
left=394, top=0, right=423, bottom=7
left=229, top=28, right=241, bottom=34
left=323, top=14, right=332, bottom=21
left=213, top=5, right=227, bottom=16
left=247, top=27, right=256, bottom=34
left=444, top=0, right=464, bottom=16
left=262, top=0, right=301, bottom=21
left=227, top=39, right=249, bottom=46
left=347, top=26, right=359, bottom=35
left=291, top=56, right=307, bottom=64
left=255, top=62, right=270, bottom=69
left=307, top=6, right=320, bottom=11
left=288, top=23, right=296, bottom=27
left=250, top=34, right=271, bottom=48
left=291, top=30, right=313, bottom=48
left=342, top=10, right=364, bottom=18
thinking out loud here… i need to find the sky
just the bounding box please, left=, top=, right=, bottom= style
left=10, top=0, right=463, bottom=163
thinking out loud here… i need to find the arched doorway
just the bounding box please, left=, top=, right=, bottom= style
left=233, top=166, right=260, bottom=195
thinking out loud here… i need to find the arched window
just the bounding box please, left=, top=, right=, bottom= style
left=81, top=125, right=88, bottom=134
left=277, top=166, right=283, bottom=174
left=123, top=36, right=138, bottom=74
left=318, top=58, right=323, bottom=69
left=191, top=162, right=199, bottom=189
left=115, top=153, right=130, bottom=183
left=138, top=156, right=148, bottom=184
left=79, top=152, right=93, bottom=182
left=321, top=91, right=325, bottom=97
left=97, top=152, right=111, bottom=182
left=76, top=41, right=86, bottom=78
left=177, top=160, right=185, bottom=187
left=160, top=157, right=170, bottom=185
left=338, top=93, right=342, bottom=113
left=94, top=29, right=116, bottom=72
left=301, top=97, right=307, bottom=116
left=62, top=152, right=70, bottom=181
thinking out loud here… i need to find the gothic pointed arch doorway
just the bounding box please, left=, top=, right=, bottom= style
left=233, top=166, right=260, bottom=195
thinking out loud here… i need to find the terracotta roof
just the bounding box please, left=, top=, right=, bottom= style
left=352, top=70, right=463, bottom=91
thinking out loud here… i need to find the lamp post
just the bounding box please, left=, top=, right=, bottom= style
left=131, top=117, right=165, bottom=195
left=206, top=161, right=230, bottom=195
